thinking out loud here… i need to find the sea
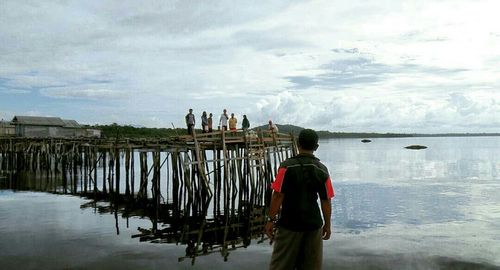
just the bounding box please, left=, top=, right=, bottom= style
left=1, top=136, right=499, bottom=270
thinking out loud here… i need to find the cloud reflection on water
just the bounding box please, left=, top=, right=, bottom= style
left=1, top=136, right=500, bottom=269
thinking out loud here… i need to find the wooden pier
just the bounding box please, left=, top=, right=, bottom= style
left=0, top=130, right=296, bottom=264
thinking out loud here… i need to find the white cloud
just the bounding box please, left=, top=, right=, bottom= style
left=0, top=89, right=31, bottom=94
left=255, top=89, right=500, bottom=133
left=0, top=0, right=499, bottom=132
left=39, top=88, right=126, bottom=99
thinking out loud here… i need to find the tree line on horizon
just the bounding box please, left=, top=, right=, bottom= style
left=92, top=123, right=431, bottom=139
left=93, top=123, right=499, bottom=139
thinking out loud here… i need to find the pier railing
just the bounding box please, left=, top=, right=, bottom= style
left=0, top=129, right=297, bottom=264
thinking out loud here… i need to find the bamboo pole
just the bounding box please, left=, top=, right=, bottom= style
left=93, top=148, right=98, bottom=195
left=108, top=151, right=114, bottom=194
left=171, top=151, right=180, bottom=221
left=102, top=151, right=107, bottom=194
left=83, top=146, right=88, bottom=193
left=125, top=148, right=130, bottom=196
left=115, top=147, right=120, bottom=194
left=152, top=150, right=160, bottom=232
left=139, top=152, right=146, bottom=199
left=130, top=149, right=135, bottom=199
left=62, top=149, right=67, bottom=194
left=221, top=129, right=231, bottom=259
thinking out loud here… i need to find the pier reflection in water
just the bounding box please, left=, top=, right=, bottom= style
left=2, top=136, right=500, bottom=269
left=0, top=130, right=294, bottom=264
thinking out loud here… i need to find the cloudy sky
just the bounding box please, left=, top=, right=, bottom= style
left=1, top=0, right=499, bottom=133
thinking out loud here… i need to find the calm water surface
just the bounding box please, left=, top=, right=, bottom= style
left=1, top=136, right=499, bottom=269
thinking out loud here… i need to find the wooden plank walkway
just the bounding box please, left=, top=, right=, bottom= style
left=0, top=129, right=297, bottom=264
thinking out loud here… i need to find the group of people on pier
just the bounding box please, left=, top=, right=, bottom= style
left=185, top=108, right=278, bottom=135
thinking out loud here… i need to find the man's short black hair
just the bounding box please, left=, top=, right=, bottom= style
left=298, top=129, right=318, bottom=150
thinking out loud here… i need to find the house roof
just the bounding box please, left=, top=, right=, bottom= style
left=0, top=121, right=14, bottom=127
left=12, top=116, right=66, bottom=127
left=62, top=119, right=81, bottom=128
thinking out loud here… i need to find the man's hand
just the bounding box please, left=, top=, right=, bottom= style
left=320, top=199, right=332, bottom=240
left=264, top=221, right=275, bottom=243
left=322, top=224, right=331, bottom=240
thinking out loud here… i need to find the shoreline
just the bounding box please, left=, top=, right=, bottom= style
left=317, top=133, right=500, bottom=139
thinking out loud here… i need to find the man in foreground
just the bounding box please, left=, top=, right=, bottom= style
left=265, top=129, right=334, bottom=270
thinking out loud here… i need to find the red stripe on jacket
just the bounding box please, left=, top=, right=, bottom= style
left=271, top=167, right=287, bottom=192
left=325, top=176, right=334, bottom=199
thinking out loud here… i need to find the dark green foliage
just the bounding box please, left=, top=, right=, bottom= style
left=252, top=124, right=412, bottom=139
left=91, top=124, right=185, bottom=138
left=92, top=123, right=500, bottom=139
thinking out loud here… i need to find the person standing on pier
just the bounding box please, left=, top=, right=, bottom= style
left=208, top=113, right=213, bottom=133
left=242, top=115, right=250, bottom=131
left=219, top=109, right=229, bottom=131
left=228, top=113, right=237, bottom=134
left=268, top=120, right=279, bottom=133
left=201, top=111, right=208, bottom=133
left=185, top=109, right=196, bottom=135
left=265, top=128, right=334, bottom=270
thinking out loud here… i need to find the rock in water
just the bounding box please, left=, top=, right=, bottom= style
left=405, top=145, right=427, bottom=150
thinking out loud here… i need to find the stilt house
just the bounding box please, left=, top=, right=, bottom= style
left=11, top=116, right=101, bottom=138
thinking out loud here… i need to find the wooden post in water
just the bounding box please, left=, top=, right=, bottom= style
left=125, top=148, right=130, bottom=197
left=130, top=148, right=135, bottom=199
left=214, top=145, right=221, bottom=218
left=83, top=147, right=88, bottom=193
left=108, top=150, right=114, bottom=194
left=139, top=152, right=148, bottom=199
left=152, top=149, right=160, bottom=232
left=115, top=147, right=120, bottom=195
left=72, top=146, right=79, bottom=194
left=102, top=151, right=107, bottom=194
left=221, top=129, right=231, bottom=259
left=92, top=148, right=98, bottom=195
left=171, top=151, right=180, bottom=222
left=62, top=149, right=68, bottom=194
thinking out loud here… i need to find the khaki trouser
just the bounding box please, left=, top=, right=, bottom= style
left=269, top=227, right=323, bottom=270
